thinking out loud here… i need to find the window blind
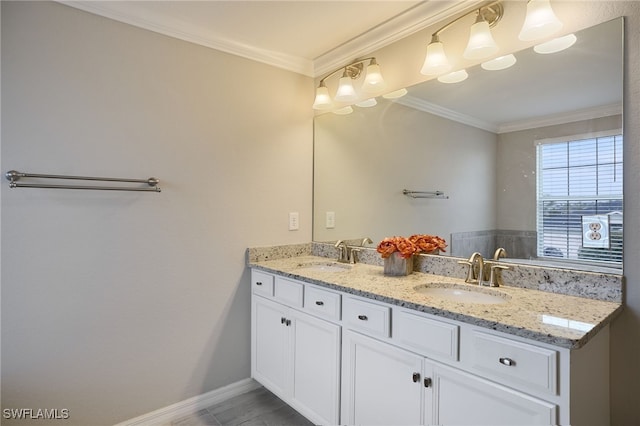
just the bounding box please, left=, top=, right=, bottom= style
left=536, top=133, right=623, bottom=266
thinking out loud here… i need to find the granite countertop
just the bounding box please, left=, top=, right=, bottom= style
left=249, top=255, right=623, bottom=350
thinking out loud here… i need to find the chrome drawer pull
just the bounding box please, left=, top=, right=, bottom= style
left=357, top=315, right=368, bottom=321
left=315, top=301, right=324, bottom=306
left=499, top=357, right=516, bottom=366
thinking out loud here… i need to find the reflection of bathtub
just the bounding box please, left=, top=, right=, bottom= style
left=499, top=258, right=622, bottom=275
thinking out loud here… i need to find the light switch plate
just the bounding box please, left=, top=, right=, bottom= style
left=288, top=212, right=299, bottom=231
left=326, top=211, right=335, bottom=229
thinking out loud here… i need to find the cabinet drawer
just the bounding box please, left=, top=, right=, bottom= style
left=304, top=285, right=341, bottom=321
left=252, top=270, right=274, bottom=297
left=343, top=297, right=390, bottom=338
left=274, top=277, right=304, bottom=307
left=393, top=309, right=459, bottom=361
left=470, top=331, right=558, bottom=395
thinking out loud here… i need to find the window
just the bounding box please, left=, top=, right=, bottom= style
left=536, top=132, right=623, bottom=266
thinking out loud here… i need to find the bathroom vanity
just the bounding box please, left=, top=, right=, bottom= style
left=248, top=246, right=622, bottom=426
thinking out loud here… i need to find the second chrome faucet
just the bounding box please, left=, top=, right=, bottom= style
left=458, top=250, right=509, bottom=287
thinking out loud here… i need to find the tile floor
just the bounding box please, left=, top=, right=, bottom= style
left=169, top=386, right=314, bottom=426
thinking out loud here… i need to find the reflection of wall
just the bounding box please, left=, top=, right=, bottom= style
left=496, top=115, right=622, bottom=231
left=314, top=101, right=497, bottom=245
left=451, top=229, right=537, bottom=259
left=319, top=3, right=639, bottom=422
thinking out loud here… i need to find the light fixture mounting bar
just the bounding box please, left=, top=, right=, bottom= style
left=431, top=0, right=503, bottom=37
left=319, top=57, right=376, bottom=84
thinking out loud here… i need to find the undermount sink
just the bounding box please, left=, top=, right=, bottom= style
left=296, top=261, right=352, bottom=272
left=414, top=283, right=510, bottom=304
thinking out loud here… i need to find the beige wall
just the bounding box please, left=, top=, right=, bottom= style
left=314, top=101, right=497, bottom=243
left=2, top=1, right=639, bottom=425
left=496, top=115, right=622, bottom=231
left=1, top=2, right=312, bottom=424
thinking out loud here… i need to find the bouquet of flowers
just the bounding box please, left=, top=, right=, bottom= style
left=376, top=234, right=447, bottom=259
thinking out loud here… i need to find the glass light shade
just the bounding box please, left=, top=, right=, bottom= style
left=437, top=69, right=469, bottom=84
left=534, top=33, right=577, bottom=54
left=420, top=41, right=451, bottom=76
left=355, top=98, right=377, bottom=108
left=361, top=63, right=386, bottom=93
left=333, top=106, right=353, bottom=115
left=312, top=84, right=333, bottom=110
left=481, top=54, right=517, bottom=71
left=382, top=88, right=408, bottom=99
left=463, top=20, right=499, bottom=60
left=334, top=75, right=357, bottom=102
left=518, top=0, right=563, bottom=41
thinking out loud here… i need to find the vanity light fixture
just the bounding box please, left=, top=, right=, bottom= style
left=463, top=11, right=500, bottom=60
left=421, top=0, right=565, bottom=80
left=518, top=0, right=563, bottom=41
left=421, top=1, right=503, bottom=76
left=312, top=57, right=386, bottom=110
left=420, top=34, right=452, bottom=76
left=534, top=33, right=577, bottom=54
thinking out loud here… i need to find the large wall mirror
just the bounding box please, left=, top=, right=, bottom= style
left=313, top=18, right=623, bottom=272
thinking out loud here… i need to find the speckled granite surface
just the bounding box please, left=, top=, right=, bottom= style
left=310, top=242, right=623, bottom=303
left=246, top=243, right=312, bottom=263
left=248, top=253, right=623, bottom=349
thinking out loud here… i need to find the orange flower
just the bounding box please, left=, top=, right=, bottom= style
left=377, top=234, right=448, bottom=259
left=376, top=236, right=418, bottom=259
left=408, top=234, right=448, bottom=253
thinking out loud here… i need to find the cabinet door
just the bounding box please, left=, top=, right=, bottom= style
left=290, top=310, right=341, bottom=425
left=431, top=363, right=557, bottom=426
left=252, top=296, right=290, bottom=398
left=342, top=330, right=423, bottom=425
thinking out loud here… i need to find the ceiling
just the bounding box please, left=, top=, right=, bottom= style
left=59, top=1, right=623, bottom=131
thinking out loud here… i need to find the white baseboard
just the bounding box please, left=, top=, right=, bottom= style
left=115, top=378, right=261, bottom=426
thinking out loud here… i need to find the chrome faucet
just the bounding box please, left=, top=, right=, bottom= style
left=487, top=263, right=509, bottom=287
left=458, top=252, right=484, bottom=284
left=334, top=240, right=350, bottom=263
left=349, top=248, right=361, bottom=264
left=459, top=251, right=509, bottom=287
left=484, top=248, right=509, bottom=287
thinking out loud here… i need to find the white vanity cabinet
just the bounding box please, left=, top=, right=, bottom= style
left=341, top=301, right=556, bottom=426
left=341, top=329, right=424, bottom=425
left=251, top=271, right=341, bottom=425
left=251, top=268, right=611, bottom=426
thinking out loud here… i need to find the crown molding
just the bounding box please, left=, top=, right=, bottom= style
left=496, top=103, right=623, bottom=134
left=395, top=95, right=498, bottom=133
left=396, top=96, right=622, bottom=135
left=313, top=1, right=483, bottom=77
left=57, top=1, right=315, bottom=76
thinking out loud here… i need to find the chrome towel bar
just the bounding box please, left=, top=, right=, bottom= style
left=5, top=170, right=161, bottom=192
left=402, top=189, right=448, bottom=199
